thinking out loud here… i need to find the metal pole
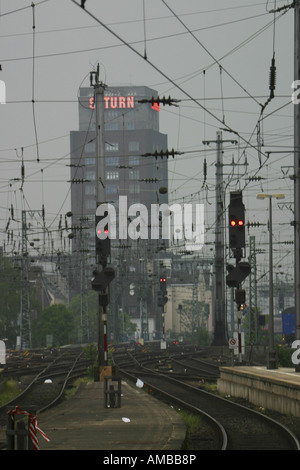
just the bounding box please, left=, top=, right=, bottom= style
left=237, top=315, right=242, bottom=364
left=213, top=131, right=226, bottom=345
left=294, top=0, right=300, bottom=370
left=20, top=211, right=31, bottom=350
left=93, top=65, right=107, bottom=367
left=268, top=196, right=276, bottom=368
left=257, top=192, right=284, bottom=368
left=204, top=132, right=237, bottom=346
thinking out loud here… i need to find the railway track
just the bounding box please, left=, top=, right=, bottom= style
left=113, top=349, right=300, bottom=451
left=168, top=354, right=221, bottom=380
left=0, top=347, right=90, bottom=448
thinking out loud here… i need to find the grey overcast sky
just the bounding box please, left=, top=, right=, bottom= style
left=0, top=0, right=295, bottom=282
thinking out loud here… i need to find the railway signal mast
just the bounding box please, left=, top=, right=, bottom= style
left=226, top=191, right=251, bottom=362
left=294, top=0, right=300, bottom=372
left=90, top=65, right=115, bottom=370
left=205, top=132, right=237, bottom=346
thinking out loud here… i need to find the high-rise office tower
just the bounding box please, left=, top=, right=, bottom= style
left=70, top=85, right=168, bottom=341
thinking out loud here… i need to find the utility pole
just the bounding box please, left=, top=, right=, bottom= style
left=19, top=209, right=45, bottom=350
left=79, top=220, right=90, bottom=343
left=257, top=193, right=285, bottom=369
left=20, top=211, right=31, bottom=350
left=268, top=196, right=275, bottom=368
left=214, top=132, right=226, bottom=345
left=204, top=131, right=231, bottom=345
left=249, top=236, right=258, bottom=345
left=90, top=64, right=108, bottom=368
left=294, top=0, right=300, bottom=370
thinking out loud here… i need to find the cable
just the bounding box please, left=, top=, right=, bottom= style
left=161, top=0, right=262, bottom=108
left=260, top=0, right=278, bottom=115
left=0, top=0, right=50, bottom=18
left=143, top=0, right=147, bottom=60
left=31, top=3, right=40, bottom=163
left=0, top=2, right=293, bottom=258
left=159, top=11, right=286, bottom=94
left=0, top=12, right=277, bottom=66
left=69, top=0, right=265, bottom=158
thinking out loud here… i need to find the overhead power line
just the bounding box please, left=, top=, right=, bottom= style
left=69, top=0, right=267, bottom=158
left=161, top=0, right=262, bottom=108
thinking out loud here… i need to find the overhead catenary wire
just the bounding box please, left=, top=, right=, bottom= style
left=0, top=7, right=271, bottom=39
left=0, top=9, right=284, bottom=82
left=157, top=10, right=289, bottom=94
left=31, top=2, right=40, bottom=163
left=161, top=0, right=262, bottom=108
left=260, top=0, right=278, bottom=115
left=69, top=0, right=269, bottom=159
left=0, top=0, right=50, bottom=19
left=0, top=1, right=294, bottom=265
left=143, top=0, right=147, bottom=60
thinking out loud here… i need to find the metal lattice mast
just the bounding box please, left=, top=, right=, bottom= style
left=249, top=236, right=258, bottom=344
left=192, top=261, right=199, bottom=338
left=80, top=222, right=90, bottom=343
left=20, top=211, right=31, bottom=349
left=294, top=0, right=300, bottom=370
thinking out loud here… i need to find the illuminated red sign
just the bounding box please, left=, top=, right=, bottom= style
left=152, top=102, right=160, bottom=112
left=89, top=96, right=135, bottom=110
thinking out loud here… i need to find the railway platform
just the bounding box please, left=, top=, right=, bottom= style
left=218, top=366, right=300, bottom=417
left=34, top=379, right=186, bottom=451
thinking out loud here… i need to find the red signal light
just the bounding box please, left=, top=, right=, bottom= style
left=230, top=220, right=244, bottom=227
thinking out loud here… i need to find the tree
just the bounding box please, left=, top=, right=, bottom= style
left=32, top=303, right=74, bottom=347
left=118, top=310, right=137, bottom=341
left=0, top=257, right=21, bottom=346
left=68, top=290, right=98, bottom=343
left=198, top=327, right=210, bottom=346
left=179, top=299, right=206, bottom=341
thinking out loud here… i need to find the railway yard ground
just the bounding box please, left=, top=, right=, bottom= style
left=1, top=344, right=300, bottom=452
left=32, top=379, right=185, bottom=451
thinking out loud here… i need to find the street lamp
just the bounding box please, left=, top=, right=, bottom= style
left=257, top=193, right=285, bottom=369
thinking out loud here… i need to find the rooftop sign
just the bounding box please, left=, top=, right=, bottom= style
left=89, top=96, right=135, bottom=110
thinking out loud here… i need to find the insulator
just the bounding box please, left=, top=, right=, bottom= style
left=203, top=158, right=207, bottom=180
left=269, top=57, right=276, bottom=98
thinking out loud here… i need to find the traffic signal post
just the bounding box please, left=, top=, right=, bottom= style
left=257, top=193, right=285, bottom=370
left=90, top=65, right=115, bottom=370
left=227, top=191, right=251, bottom=362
